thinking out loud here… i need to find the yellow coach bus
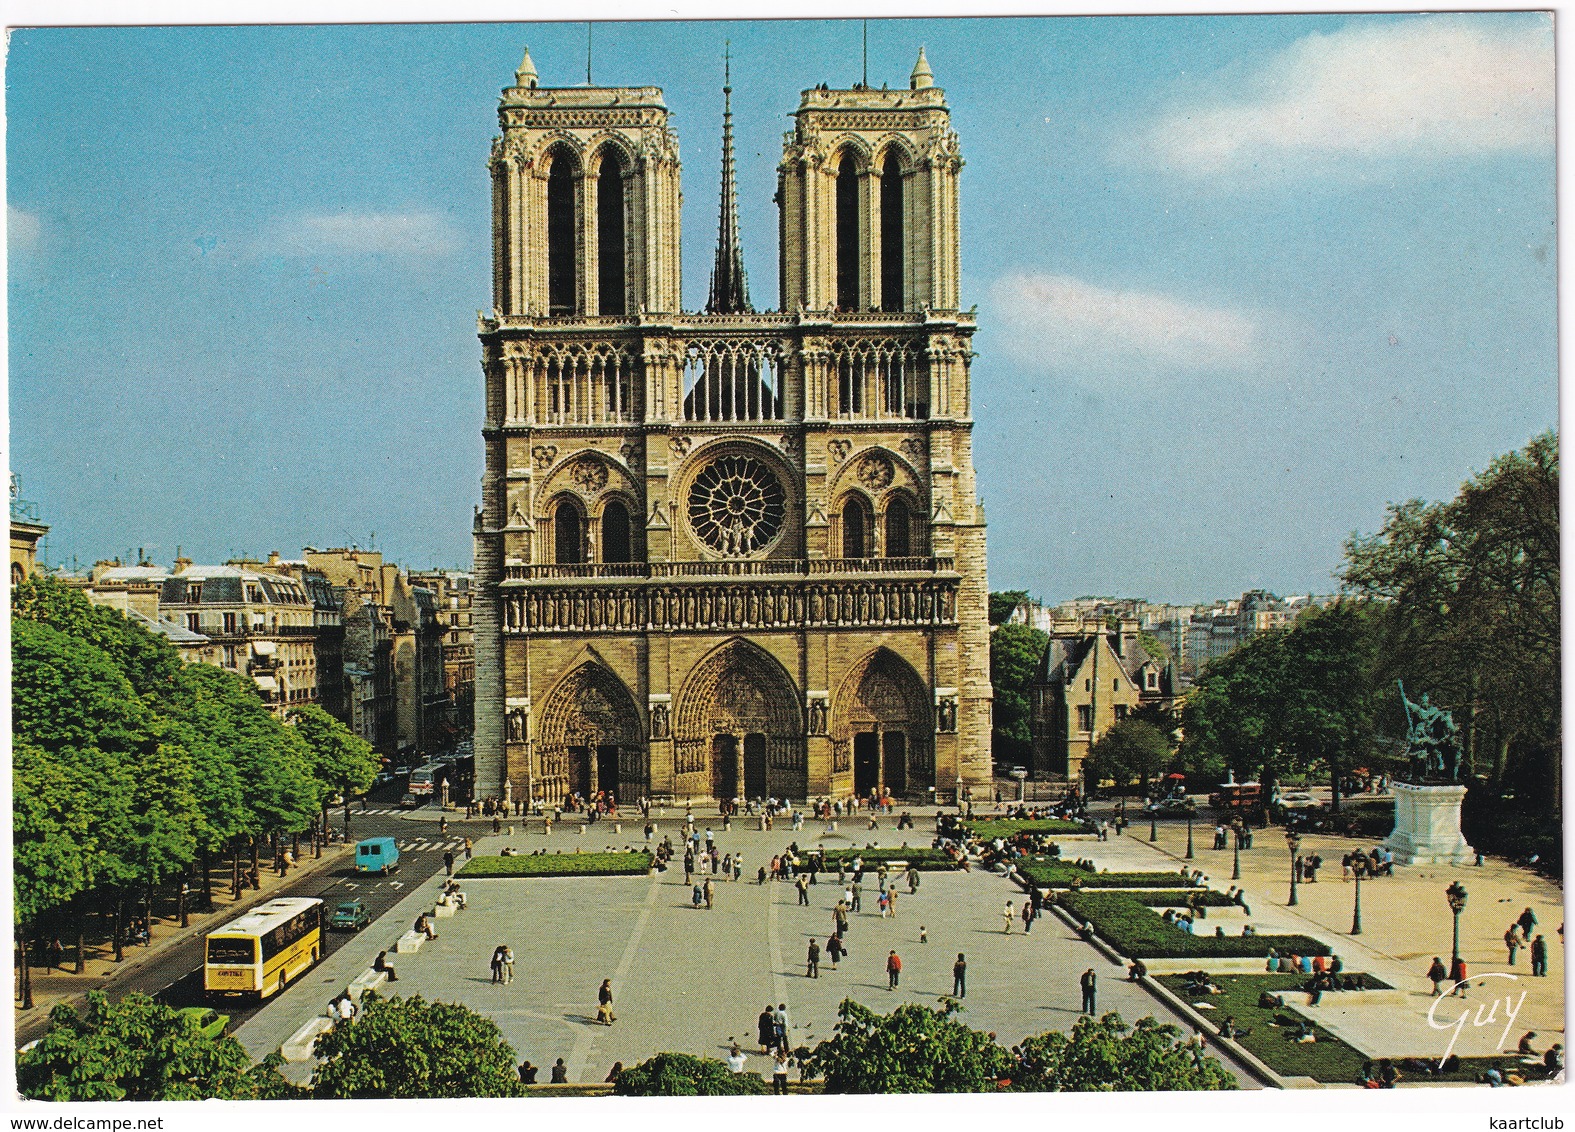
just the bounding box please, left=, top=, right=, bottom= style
left=204, top=897, right=324, bottom=1000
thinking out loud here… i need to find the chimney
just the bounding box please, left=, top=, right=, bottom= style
left=268, top=550, right=282, bottom=566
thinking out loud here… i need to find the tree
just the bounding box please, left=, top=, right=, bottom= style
left=291, top=702, right=380, bottom=837
left=989, top=589, right=1032, bottom=626
left=1084, top=719, right=1172, bottom=795
left=13, top=742, right=92, bottom=1007
left=1342, top=431, right=1559, bottom=810
left=612, top=1052, right=769, bottom=1096
left=17, top=991, right=262, bottom=1101
left=310, top=993, right=523, bottom=1099
left=806, top=998, right=1013, bottom=1093
left=1012, top=1013, right=1235, bottom=1092
left=991, top=623, right=1049, bottom=767
left=1275, top=602, right=1380, bottom=811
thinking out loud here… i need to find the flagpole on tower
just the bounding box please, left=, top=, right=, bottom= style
left=587, top=22, right=593, bottom=84
left=862, top=19, right=868, bottom=86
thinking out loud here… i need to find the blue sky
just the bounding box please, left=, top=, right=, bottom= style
left=6, top=13, right=1556, bottom=603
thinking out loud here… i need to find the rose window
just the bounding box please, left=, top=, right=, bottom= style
left=687, top=454, right=786, bottom=557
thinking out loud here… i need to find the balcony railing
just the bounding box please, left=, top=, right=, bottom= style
left=504, top=557, right=954, bottom=582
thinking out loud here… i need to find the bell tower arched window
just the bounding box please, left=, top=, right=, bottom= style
left=597, top=151, right=627, bottom=316
left=602, top=499, right=632, bottom=563
left=835, top=153, right=860, bottom=311
left=880, top=152, right=905, bottom=312
left=554, top=498, right=584, bottom=564
left=547, top=155, right=577, bottom=315
left=884, top=497, right=911, bottom=558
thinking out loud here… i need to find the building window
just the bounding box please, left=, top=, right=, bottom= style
left=1114, top=704, right=1128, bottom=721
left=546, top=152, right=577, bottom=315
left=188, top=584, right=201, bottom=603
left=1113, top=679, right=1119, bottom=691
left=247, top=586, right=261, bottom=603
left=1076, top=705, right=1094, bottom=732
left=1147, top=672, right=1157, bottom=689
left=884, top=496, right=911, bottom=558
left=223, top=612, right=237, bottom=634
left=602, top=498, right=632, bottom=563
left=186, top=613, right=199, bottom=632
left=880, top=150, right=905, bottom=311
left=834, top=151, right=860, bottom=310
left=223, top=645, right=236, bottom=667
left=596, top=149, right=627, bottom=316
left=554, top=499, right=584, bottom=564
left=841, top=496, right=869, bottom=559
left=1085, top=679, right=1091, bottom=692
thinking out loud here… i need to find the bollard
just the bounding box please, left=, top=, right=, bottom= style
left=578, top=825, right=585, bottom=835
left=829, top=821, right=838, bottom=832
left=759, top=817, right=766, bottom=831
left=508, top=826, right=514, bottom=836
left=614, top=823, right=622, bottom=834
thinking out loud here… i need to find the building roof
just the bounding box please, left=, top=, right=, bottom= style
left=127, top=609, right=210, bottom=644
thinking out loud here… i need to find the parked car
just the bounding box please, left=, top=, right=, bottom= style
left=399, top=792, right=424, bottom=809
left=1144, top=795, right=1195, bottom=815
left=176, top=1006, right=231, bottom=1040
left=329, top=898, right=372, bottom=932
left=1277, top=791, right=1321, bottom=810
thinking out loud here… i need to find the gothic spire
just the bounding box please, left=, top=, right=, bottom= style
left=706, top=44, right=752, bottom=315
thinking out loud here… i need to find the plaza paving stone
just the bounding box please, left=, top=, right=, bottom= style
left=234, top=810, right=1260, bottom=1088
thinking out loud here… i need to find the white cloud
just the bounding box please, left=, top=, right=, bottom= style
left=8, top=206, right=42, bottom=252
left=1136, top=16, right=1552, bottom=178
left=256, top=211, right=462, bottom=258
left=989, top=272, right=1262, bottom=375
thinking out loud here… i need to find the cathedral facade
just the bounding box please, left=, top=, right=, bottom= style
left=472, top=45, right=993, bottom=806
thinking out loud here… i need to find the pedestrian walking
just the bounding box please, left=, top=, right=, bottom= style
left=704, top=878, right=715, bottom=910
left=1426, top=956, right=1448, bottom=995
left=953, top=953, right=967, bottom=998
left=492, top=815, right=501, bottom=834
left=919, top=925, right=928, bottom=944
left=1080, top=967, right=1098, bottom=1014
left=490, top=945, right=505, bottom=984
left=887, top=887, right=898, bottom=918
left=733, top=855, right=743, bottom=882
left=796, top=875, right=810, bottom=906
left=907, top=867, right=920, bottom=895
left=773, top=1003, right=789, bottom=1051
left=1506, top=924, right=1524, bottom=966
left=1519, top=907, right=1538, bottom=939
left=502, top=945, right=515, bottom=984
left=851, top=881, right=862, bottom=913
left=887, top=949, right=902, bottom=990
left=1449, top=955, right=1469, bottom=997
left=597, top=978, right=616, bottom=1024
left=1022, top=901, right=1034, bottom=933
left=439, top=816, right=448, bottom=836
left=693, top=883, right=704, bottom=908
left=757, top=1005, right=776, bottom=1053
left=1002, top=900, right=1014, bottom=933
left=807, top=938, right=821, bottom=978
left=827, top=933, right=844, bottom=969
left=464, top=837, right=473, bottom=859
left=1530, top=934, right=1549, bottom=976
left=444, top=850, right=455, bottom=876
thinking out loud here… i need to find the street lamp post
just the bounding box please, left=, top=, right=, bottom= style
left=1185, top=807, right=1195, bottom=860
left=1446, top=881, right=1468, bottom=963
left=1350, top=869, right=1362, bottom=935
left=1232, top=834, right=1241, bottom=881
left=1149, top=809, right=1157, bottom=842
left=1286, top=831, right=1301, bottom=907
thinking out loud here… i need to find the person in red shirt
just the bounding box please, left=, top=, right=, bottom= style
left=887, top=950, right=902, bottom=990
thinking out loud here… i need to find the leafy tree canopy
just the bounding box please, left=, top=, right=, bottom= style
left=807, top=998, right=1013, bottom=1094
left=1085, top=719, right=1173, bottom=792
left=991, top=623, right=1049, bottom=765
left=612, top=1052, right=769, bottom=1096
left=12, top=742, right=93, bottom=926
left=310, top=993, right=523, bottom=1099
left=291, top=702, right=380, bottom=803
left=17, top=991, right=265, bottom=1101
left=989, top=589, right=1032, bottom=626
left=1013, top=1013, right=1236, bottom=1092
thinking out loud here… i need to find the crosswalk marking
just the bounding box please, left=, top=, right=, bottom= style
left=394, top=838, right=467, bottom=853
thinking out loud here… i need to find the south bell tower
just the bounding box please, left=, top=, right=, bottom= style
left=474, top=46, right=993, bottom=809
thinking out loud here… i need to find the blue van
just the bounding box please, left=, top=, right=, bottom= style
left=355, top=836, right=400, bottom=875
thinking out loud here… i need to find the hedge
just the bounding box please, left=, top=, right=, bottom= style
left=1017, top=860, right=1195, bottom=890
left=1155, top=974, right=1517, bottom=1084
left=458, top=851, right=652, bottom=878
left=814, top=848, right=960, bottom=872
left=1058, top=891, right=1330, bottom=959
left=1131, top=890, right=1236, bottom=908
left=964, top=819, right=1094, bottom=840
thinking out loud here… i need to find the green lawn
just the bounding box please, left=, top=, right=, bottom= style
left=1018, top=859, right=1196, bottom=889
left=458, top=851, right=652, bottom=878
left=964, top=818, right=1094, bottom=840
left=1155, top=973, right=1530, bottom=1085
left=1059, top=890, right=1329, bottom=959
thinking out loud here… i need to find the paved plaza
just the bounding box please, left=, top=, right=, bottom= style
left=234, top=804, right=1564, bottom=1089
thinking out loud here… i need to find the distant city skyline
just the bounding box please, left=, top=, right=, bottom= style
left=8, top=14, right=1555, bottom=603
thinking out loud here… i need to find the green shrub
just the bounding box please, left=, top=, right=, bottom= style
left=965, top=819, right=1094, bottom=840
left=1059, top=891, right=1330, bottom=959
left=1132, top=890, right=1236, bottom=908
left=457, top=851, right=651, bottom=879
left=1018, top=860, right=1191, bottom=889
left=815, top=848, right=959, bottom=871
left=612, top=1053, right=769, bottom=1096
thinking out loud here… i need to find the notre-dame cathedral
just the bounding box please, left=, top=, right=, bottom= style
left=473, top=44, right=992, bottom=806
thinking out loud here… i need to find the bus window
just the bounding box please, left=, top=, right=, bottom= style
left=207, top=938, right=257, bottom=965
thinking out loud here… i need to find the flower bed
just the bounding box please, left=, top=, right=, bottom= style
left=815, top=848, right=960, bottom=872
left=1017, top=860, right=1194, bottom=889
left=458, top=851, right=653, bottom=878
left=1155, top=974, right=1520, bottom=1084
left=1059, top=891, right=1330, bottom=958
left=964, top=818, right=1094, bottom=840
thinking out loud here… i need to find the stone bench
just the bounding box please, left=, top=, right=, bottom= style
left=281, top=1016, right=334, bottom=1063
left=395, top=930, right=425, bottom=953
left=432, top=901, right=457, bottom=918
left=347, top=968, right=388, bottom=999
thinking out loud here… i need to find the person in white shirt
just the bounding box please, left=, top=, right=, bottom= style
left=726, top=1044, right=747, bottom=1073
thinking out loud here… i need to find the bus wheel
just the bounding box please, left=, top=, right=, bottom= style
left=278, top=973, right=287, bottom=996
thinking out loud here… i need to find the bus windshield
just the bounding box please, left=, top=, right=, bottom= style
left=207, top=938, right=258, bottom=965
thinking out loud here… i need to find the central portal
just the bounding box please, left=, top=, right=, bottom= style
left=675, top=639, right=807, bottom=802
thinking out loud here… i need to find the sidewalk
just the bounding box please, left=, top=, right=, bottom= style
left=14, top=842, right=354, bottom=1033
left=1075, top=820, right=1565, bottom=1062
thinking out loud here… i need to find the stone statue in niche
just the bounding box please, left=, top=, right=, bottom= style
left=507, top=708, right=527, bottom=743
left=808, top=698, right=828, bottom=735
left=649, top=703, right=670, bottom=740
left=937, top=697, right=958, bottom=733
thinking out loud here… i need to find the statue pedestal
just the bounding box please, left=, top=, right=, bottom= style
left=1383, top=782, right=1474, bottom=866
